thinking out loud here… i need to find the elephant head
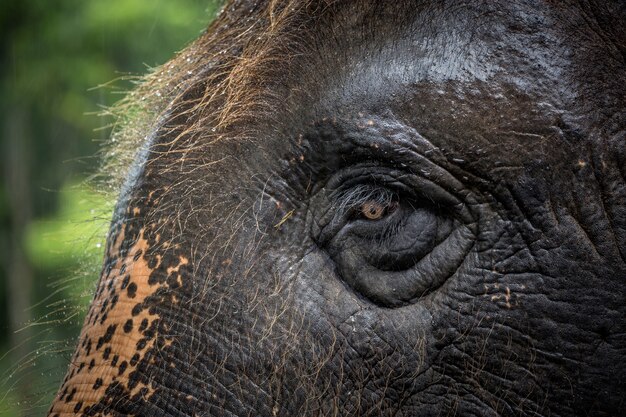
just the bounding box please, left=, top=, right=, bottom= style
left=49, top=1, right=625, bottom=416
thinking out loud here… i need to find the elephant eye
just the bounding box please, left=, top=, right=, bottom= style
left=316, top=173, right=475, bottom=308
left=359, top=200, right=398, bottom=220
left=337, top=184, right=398, bottom=223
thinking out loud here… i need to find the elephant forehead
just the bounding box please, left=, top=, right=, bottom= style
left=49, top=222, right=188, bottom=416
left=221, top=1, right=582, bottom=174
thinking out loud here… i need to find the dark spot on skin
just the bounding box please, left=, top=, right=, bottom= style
left=139, top=318, right=148, bottom=331
left=93, top=378, right=103, bottom=390
left=85, top=338, right=92, bottom=356
left=131, top=303, right=143, bottom=316
left=119, top=361, right=128, bottom=375
left=77, top=362, right=84, bottom=374
left=120, top=263, right=127, bottom=275
left=111, top=294, right=119, bottom=308
left=89, top=359, right=95, bottom=370
left=124, top=319, right=133, bottom=333
left=107, top=279, right=114, bottom=291
left=103, top=347, right=111, bottom=360
left=96, top=337, right=104, bottom=350
left=119, top=237, right=133, bottom=259
left=121, top=274, right=130, bottom=289
left=99, top=312, right=108, bottom=324
left=102, top=324, right=116, bottom=343
left=144, top=322, right=157, bottom=340
left=127, top=282, right=137, bottom=298
left=66, top=387, right=76, bottom=402
left=59, top=387, right=68, bottom=401
left=111, top=355, right=119, bottom=367
left=127, top=371, right=140, bottom=390
left=73, top=401, right=83, bottom=413
left=147, top=273, right=158, bottom=285
left=133, top=249, right=143, bottom=261
left=137, top=339, right=147, bottom=350
left=130, top=353, right=140, bottom=366
left=104, top=262, right=113, bottom=278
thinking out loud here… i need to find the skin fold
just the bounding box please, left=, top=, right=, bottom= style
left=49, top=1, right=625, bottom=416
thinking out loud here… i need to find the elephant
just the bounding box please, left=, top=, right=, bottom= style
left=49, top=0, right=625, bottom=416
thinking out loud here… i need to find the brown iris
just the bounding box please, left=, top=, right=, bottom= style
left=360, top=200, right=397, bottom=220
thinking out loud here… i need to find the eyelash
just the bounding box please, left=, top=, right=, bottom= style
left=334, top=184, right=398, bottom=220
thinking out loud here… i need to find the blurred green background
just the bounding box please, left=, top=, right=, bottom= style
left=0, top=1, right=220, bottom=415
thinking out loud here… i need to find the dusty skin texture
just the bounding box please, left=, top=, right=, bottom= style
left=50, top=1, right=625, bottom=416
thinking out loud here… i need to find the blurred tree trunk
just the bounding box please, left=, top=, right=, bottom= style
left=3, top=105, right=34, bottom=416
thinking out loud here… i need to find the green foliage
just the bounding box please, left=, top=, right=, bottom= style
left=1, top=0, right=221, bottom=205
left=0, top=1, right=221, bottom=415
left=26, top=183, right=112, bottom=290
left=0, top=184, right=112, bottom=416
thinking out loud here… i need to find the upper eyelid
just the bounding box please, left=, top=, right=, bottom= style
left=333, top=184, right=396, bottom=214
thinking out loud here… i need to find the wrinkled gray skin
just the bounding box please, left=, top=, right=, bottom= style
left=50, top=1, right=625, bottom=416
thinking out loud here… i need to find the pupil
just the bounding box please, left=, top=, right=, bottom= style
left=362, top=201, right=385, bottom=220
